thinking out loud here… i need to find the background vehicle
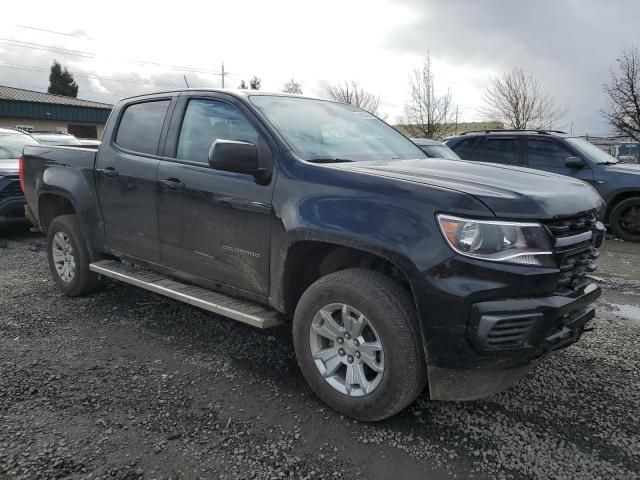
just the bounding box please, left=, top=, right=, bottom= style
left=30, top=132, right=82, bottom=146
left=411, top=138, right=460, bottom=160
left=21, top=90, right=604, bottom=421
left=0, top=127, right=39, bottom=226
left=77, top=139, right=101, bottom=149
left=611, top=142, right=639, bottom=163
left=446, top=130, right=640, bottom=242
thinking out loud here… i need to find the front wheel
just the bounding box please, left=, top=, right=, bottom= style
left=609, top=197, right=640, bottom=242
left=293, top=268, right=426, bottom=421
left=46, top=214, right=105, bottom=296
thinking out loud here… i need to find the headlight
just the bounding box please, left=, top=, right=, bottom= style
left=437, top=214, right=555, bottom=267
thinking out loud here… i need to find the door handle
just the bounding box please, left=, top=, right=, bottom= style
left=96, top=167, right=118, bottom=177
left=159, top=178, right=185, bottom=191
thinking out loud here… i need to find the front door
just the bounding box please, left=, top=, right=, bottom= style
left=157, top=94, right=275, bottom=295
left=95, top=98, right=173, bottom=263
left=524, top=137, right=595, bottom=184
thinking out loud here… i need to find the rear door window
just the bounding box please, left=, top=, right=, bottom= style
left=115, top=100, right=170, bottom=155
left=526, top=138, right=575, bottom=167
left=448, top=138, right=477, bottom=159
left=470, top=137, right=519, bottom=165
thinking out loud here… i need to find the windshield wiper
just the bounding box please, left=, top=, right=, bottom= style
left=306, top=158, right=355, bottom=164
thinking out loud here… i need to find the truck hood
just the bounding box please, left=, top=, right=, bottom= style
left=0, top=159, right=19, bottom=173
left=336, top=158, right=604, bottom=219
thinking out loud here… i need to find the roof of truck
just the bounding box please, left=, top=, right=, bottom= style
left=118, top=88, right=327, bottom=103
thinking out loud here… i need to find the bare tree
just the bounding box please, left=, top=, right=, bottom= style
left=481, top=68, right=565, bottom=129
left=282, top=78, right=303, bottom=94
left=602, top=47, right=640, bottom=142
left=403, top=53, right=455, bottom=139
left=326, top=80, right=383, bottom=116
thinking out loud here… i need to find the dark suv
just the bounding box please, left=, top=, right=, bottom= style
left=446, top=130, right=640, bottom=242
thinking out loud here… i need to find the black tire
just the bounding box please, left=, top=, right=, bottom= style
left=293, top=268, right=427, bottom=421
left=46, top=214, right=105, bottom=296
left=609, top=197, right=640, bottom=242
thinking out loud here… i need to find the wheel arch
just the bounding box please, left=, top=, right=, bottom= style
left=36, top=166, right=106, bottom=257
left=272, top=232, right=421, bottom=318
left=604, top=189, right=640, bottom=221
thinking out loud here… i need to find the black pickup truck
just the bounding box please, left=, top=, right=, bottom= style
left=21, top=89, right=605, bottom=421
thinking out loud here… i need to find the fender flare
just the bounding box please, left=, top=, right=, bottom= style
left=36, top=166, right=105, bottom=255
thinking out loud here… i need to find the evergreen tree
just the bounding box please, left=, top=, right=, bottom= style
left=48, top=61, right=79, bottom=97
left=249, top=76, right=261, bottom=90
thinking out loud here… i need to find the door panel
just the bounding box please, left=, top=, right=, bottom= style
left=96, top=153, right=160, bottom=261
left=157, top=96, right=275, bottom=295
left=157, top=162, right=272, bottom=294
left=96, top=99, right=172, bottom=263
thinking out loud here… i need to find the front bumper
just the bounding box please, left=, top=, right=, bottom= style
left=427, top=282, right=599, bottom=400
left=415, top=216, right=604, bottom=401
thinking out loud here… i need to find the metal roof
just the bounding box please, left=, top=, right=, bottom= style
left=0, top=85, right=112, bottom=109
left=410, top=138, right=444, bottom=146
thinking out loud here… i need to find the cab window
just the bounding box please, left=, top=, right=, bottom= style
left=177, top=99, right=259, bottom=164
left=115, top=100, right=170, bottom=155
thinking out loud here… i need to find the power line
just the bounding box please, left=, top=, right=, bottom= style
left=0, top=63, right=188, bottom=89
left=0, top=38, right=224, bottom=76
left=15, top=24, right=93, bottom=40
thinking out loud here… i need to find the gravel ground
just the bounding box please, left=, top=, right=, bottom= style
left=1, top=228, right=639, bottom=480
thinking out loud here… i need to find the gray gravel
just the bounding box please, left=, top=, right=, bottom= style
left=1, top=228, right=639, bottom=480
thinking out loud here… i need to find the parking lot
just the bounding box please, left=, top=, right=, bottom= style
left=1, top=226, right=639, bottom=480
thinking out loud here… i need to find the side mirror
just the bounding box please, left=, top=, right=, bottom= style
left=565, top=156, right=585, bottom=169
left=208, top=139, right=264, bottom=176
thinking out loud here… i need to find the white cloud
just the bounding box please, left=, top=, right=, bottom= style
left=1, top=0, right=636, bottom=134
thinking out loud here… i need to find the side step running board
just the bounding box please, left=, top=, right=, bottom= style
left=89, top=260, right=281, bottom=329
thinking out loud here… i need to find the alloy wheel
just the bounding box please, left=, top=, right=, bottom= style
left=309, top=303, right=384, bottom=397
left=51, top=231, right=76, bottom=282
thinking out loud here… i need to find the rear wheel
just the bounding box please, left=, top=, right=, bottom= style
left=610, top=197, right=640, bottom=242
left=46, top=214, right=105, bottom=296
left=293, top=268, right=426, bottom=421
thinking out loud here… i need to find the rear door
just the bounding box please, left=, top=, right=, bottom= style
left=524, top=136, right=594, bottom=183
left=156, top=92, right=276, bottom=295
left=95, top=97, right=176, bottom=263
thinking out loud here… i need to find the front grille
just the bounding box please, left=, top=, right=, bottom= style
left=485, top=316, right=536, bottom=347
left=544, top=211, right=597, bottom=238
left=0, top=179, right=22, bottom=197
left=543, top=210, right=601, bottom=294
left=556, top=247, right=599, bottom=293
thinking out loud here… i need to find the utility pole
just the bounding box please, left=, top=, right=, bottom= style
left=454, top=106, right=459, bottom=134
left=221, top=61, right=225, bottom=88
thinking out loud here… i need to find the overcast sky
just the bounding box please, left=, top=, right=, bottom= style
left=1, top=0, right=637, bottom=134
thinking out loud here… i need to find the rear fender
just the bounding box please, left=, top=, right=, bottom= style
left=37, top=166, right=105, bottom=255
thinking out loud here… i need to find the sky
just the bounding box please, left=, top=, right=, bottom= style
left=0, top=0, right=637, bottom=135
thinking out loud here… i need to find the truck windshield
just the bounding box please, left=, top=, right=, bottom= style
left=250, top=95, right=426, bottom=162
left=565, top=137, right=618, bottom=164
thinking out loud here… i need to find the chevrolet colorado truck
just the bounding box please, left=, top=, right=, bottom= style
left=21, top=89, right=605, bottom=421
